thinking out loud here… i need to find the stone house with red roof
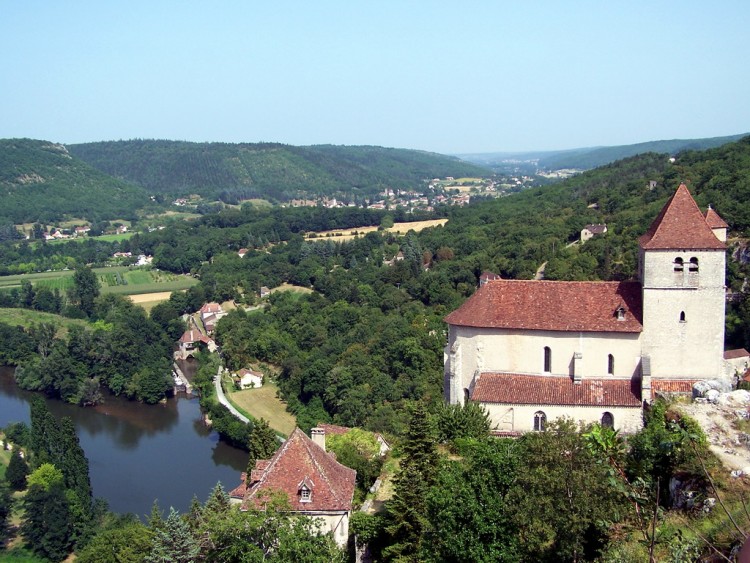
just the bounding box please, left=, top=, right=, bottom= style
left=229, top=427, right=356, bottom=547
left=445, top=184, right=732, bottom=433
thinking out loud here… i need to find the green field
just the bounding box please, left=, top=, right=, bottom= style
left=0, top=308, right=88, bottom=336
left=0, top=267, right=198, bottom=296
left=46, top=232, right=135, bottom=245
left=227, top=381, right=297, bottom=436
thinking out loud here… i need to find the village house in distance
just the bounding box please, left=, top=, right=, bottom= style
left=444, top=184, right=741, bottom=433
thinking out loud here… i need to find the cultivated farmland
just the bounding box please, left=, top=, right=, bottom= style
left=0, top=267, right=198, bottom=296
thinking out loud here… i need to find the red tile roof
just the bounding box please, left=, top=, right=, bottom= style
left=471, top=373, right=641, bottom=407
left=200, top=302, right=222, bottom=314
left=178, top=329, right=212, bottom=345
left=704, top=207, right=729, bottom=229
left=479, top=271, right=502, bottom=281
left=445, top=280, right=642, bottom=333
left=639, top=184, right=725, bottom=250
left=651, top=379, right=696, bottom=394
left=241, top=428, right=355, bottom=513
left=318, top=423, right=351, bottom=436
left=724, top=349, right=750, bottom=360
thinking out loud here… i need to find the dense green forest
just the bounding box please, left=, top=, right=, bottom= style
left=67, top=139, right=491, bottom=202
left=0, top=139, right=150, bottom=225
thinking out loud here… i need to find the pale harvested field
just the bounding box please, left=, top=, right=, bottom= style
left=129, top=292, right=173, bottom=312
left=306, top=218, right=448, bottom=242
left=129, top=291, right=173, bottom=303
left=229, top=382, right=297, bottom=436
left=445, top=185, right=473, bottom=193
left=271, top=283, right=314, bottom=294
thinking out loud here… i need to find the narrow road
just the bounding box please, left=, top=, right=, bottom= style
left=213, top=367, right=250, bottom=424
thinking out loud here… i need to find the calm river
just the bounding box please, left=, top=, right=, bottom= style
left=0, top=365, right=247, bottom=517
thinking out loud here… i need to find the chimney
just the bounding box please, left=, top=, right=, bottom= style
left=310, top=427, right=326, bottom=451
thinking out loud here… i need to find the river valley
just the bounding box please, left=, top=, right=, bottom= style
left=0, top=365, right=247, bottom=517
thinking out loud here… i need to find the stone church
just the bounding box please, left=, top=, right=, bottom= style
left=444, top=184, right=736, bottom=433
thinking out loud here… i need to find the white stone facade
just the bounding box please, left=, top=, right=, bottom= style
left=640, top=248, right=725, bottom=380
left=445, top=185, right=731, bottom=434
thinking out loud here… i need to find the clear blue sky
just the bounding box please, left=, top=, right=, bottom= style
left=1, top=1, right=748, bottom=154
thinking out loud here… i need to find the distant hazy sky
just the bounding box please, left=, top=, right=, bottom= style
left=1, top=1, right=748, bottom=154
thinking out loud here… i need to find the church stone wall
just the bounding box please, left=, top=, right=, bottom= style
left=446, top=325, right=641, bottom=404
left=484, top=403, right=643, bottom=433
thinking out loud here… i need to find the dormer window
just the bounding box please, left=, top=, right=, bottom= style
left=298, top=477, right=314, bottom=503
left=688, top=257, right=699, bottom=273
left=616, top=307, right=626, bottom=321
left=299, top=485, right=312, bottom=503
left=673, top=257, right=684, bottom=272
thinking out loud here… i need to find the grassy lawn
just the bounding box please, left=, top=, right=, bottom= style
left=0, top=308, right=88, bottom=337
left=227, top=381, right=296, bottom=436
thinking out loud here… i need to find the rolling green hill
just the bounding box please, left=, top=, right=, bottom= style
left=0, top=138, right=150, bottom=224
left=461, top=133, right=750, bottom=172
left=67, top=139, right=491, bottom=202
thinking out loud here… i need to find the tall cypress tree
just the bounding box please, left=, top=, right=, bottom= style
left=0, top=481, right=11, bottom=545
left=21, top=481, right=73, bottom=562
left=245, top=418, right=278, bottom=480
left=6, top=447, right=30, bottom=491
left=384, top=402, right=438, bottom=561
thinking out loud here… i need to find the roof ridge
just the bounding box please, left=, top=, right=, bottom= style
left=301, top=431, right=352, bottom=506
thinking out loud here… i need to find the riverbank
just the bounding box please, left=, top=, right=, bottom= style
left=0, top=366, right=246, bottom=515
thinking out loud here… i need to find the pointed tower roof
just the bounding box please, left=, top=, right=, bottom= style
left=704, top=206, right=729, bottom=229
left=639, top=184, right=725, bottom=250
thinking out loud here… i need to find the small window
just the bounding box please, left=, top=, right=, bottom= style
left=616, top=307, right=625, bottom=321
left=673, top=257, right=684, bottom=272
left=607, top=354, right=615, bottom=376
left=543, top=347, right=551, bottom=373
left=679, top=311, right=686, bottom=323
left=689, top=257, right=699, bottom=273
left=534, top=411, right=547, bottom=432
left=300, top=486, right=312, bottom=503
left=601, top=412, right=614, bottom=428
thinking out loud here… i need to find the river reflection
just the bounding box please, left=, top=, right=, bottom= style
left=0, top=366, right=247, bottom=516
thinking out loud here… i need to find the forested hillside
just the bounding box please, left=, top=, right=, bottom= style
left=67, top=140, right=490, bottom=202
left=4, top=137, right=750, bottom=432
left=463, top=132, right=749, bottom=172
left=0, top=139, right=149, bottom=225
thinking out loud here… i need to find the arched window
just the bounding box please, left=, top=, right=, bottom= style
left=673, top=257, right=684, bottom=272
left=689, top=257, right=699, bottom=273
left=601, top=412, right=614, bottom=428
left=534, top=411, right=547, bottom=432
left=607, top=354, right=615, bottom=376
left=543, top=346, right=551, bottom=373
left=679, top=311, right=686, bottom=323
left=464, top=388, right=470, bottom=402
